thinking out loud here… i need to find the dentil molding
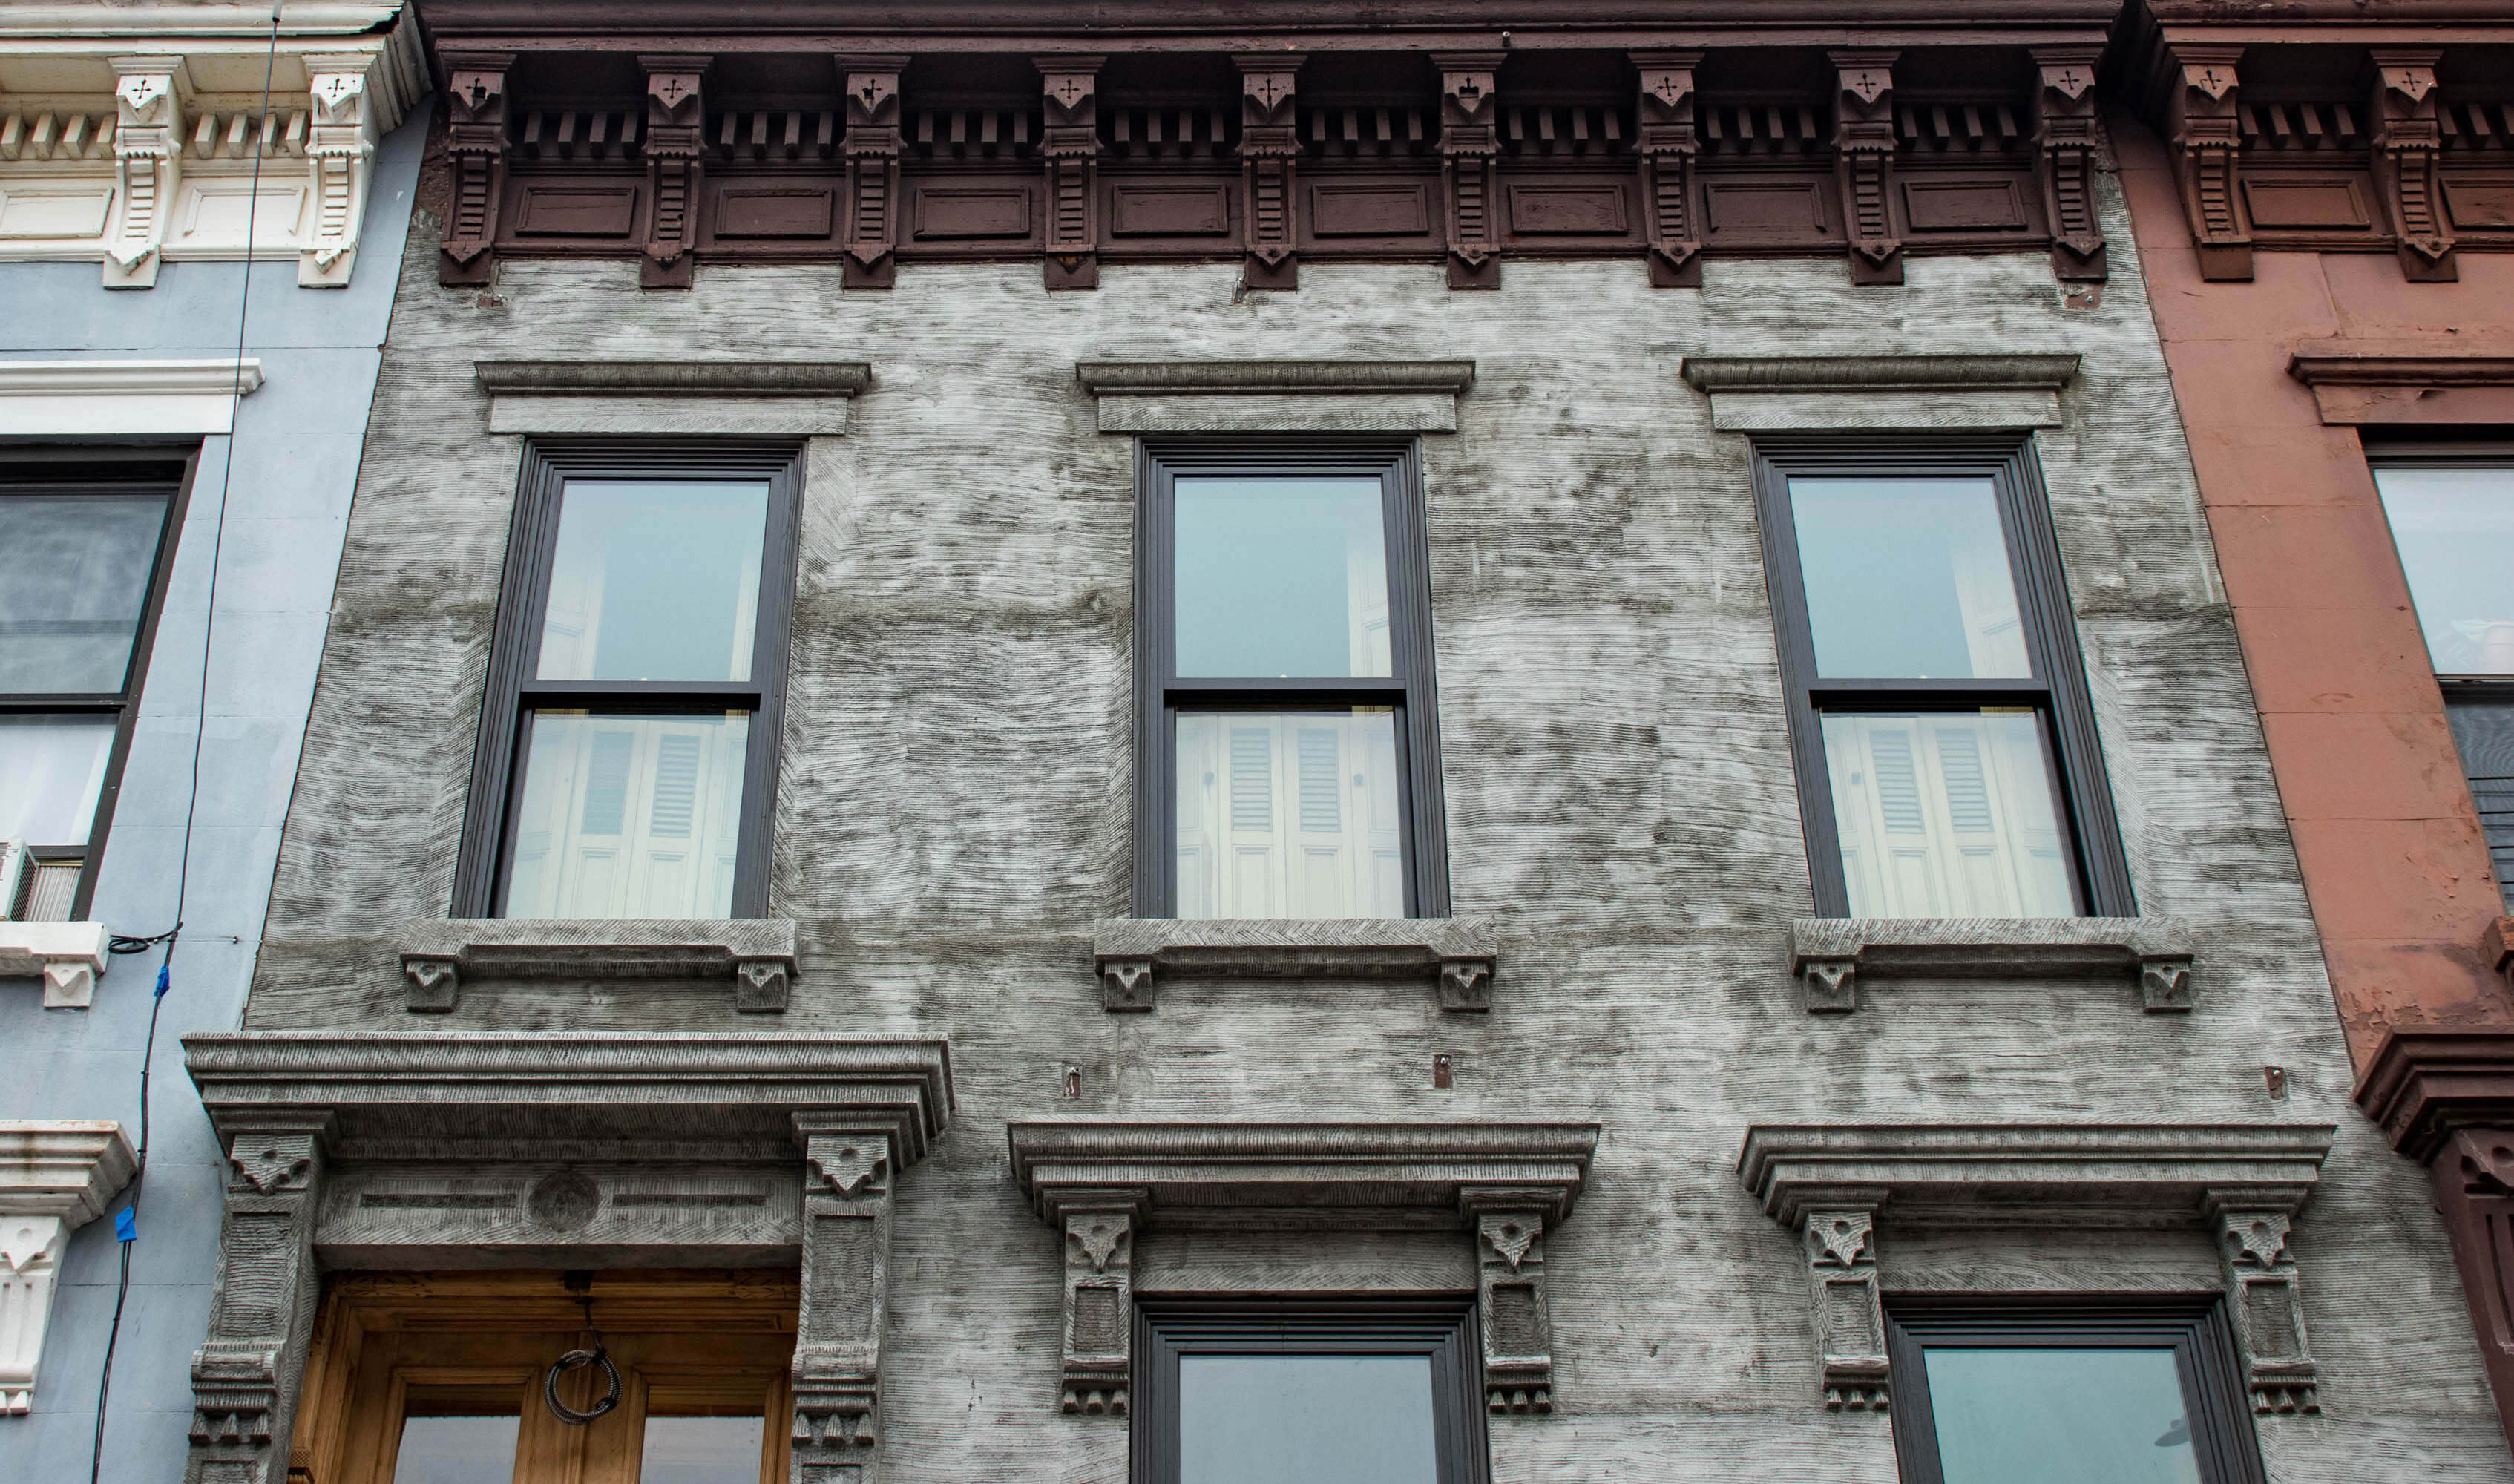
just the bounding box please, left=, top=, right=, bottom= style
left=0, top=1120, right=136, bottom=1414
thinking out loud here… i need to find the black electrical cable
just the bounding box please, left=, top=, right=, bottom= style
left=85, top=7, right=281, bottom=1480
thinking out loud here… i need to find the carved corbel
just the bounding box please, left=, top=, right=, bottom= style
left=1465, top=1196, right=1556, bottom=1413
left=2139, top=955, right=2195, bottom=1012
left=1235, top=54, right=1304, bottom=291
left=438, top=52, right=513, bottom=288
left=2431, top=1128, right=2514, bottom=1406
left=793, top=1123, right=897, bottom=1480
left=2032, top=47, right=2108, bottom=283
left=102, top=56, right=190, bottom=289
left=1100, top=957, right=1155, bottom=1012
left=735, top=959, right=790, bottom=1013
left=0, top=1215, right=70, bottom=1414
left=1438, top=955, right=1494, bottom=1012
left=299, top=55, right=381, bottom=287
left=1829, top=50, right=1902, bottom=286
left=1800, top=1202, right=1888, bottom=1410
left=1631, top=51, right=1702, bottom=288
left=401, top=956, right=459, bottom=1013
left=837, top=55, right=908, bottom=289
left=1434, top=53, right=1505, bottom=289
left=2165, top=45, right=2250, bottom=282
left=1037, top=56, right=1105, bottom=291
left=1056, top=1195, right=1144, bottom=1414
left=640, top=56, right=710, bottom=289
left=186, top=1120, right=329, bottom=1484
left=2208, top=1197, right=2319, bottom=1414
left=2372, top=50, right=2455, bottom=283
left=1802, top=959, right=1857, bottom=1014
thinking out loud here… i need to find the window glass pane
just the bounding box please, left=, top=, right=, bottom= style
left=2448, top=694, right=2514, bottom=913
left=1923, top=1347, right=2203, bottom=1484
left=1178, top=1354, right=1437, bottom=1484
left=390, top=1414, right=519, bottom=1484
left=1175, top=709, right=1403, bottom=919
left=1789, top=476, right=2029, bottom=680
left=640, top=1415, right=766, bottom=1484
left=0, top=715, right=116, bottom=847
left=1822, top=709, right=2078, bottom=916
left=1174, top=477, right=1391, bottom=679
left=0, top=494, right=166, bottom=693
left=536, top=480, right=769, bottom=683
left=502, top=710, right=747, bottom=919
left=2374, top=464, right=2514, bottom=674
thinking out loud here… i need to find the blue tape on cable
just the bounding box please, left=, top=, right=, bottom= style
left=154, top=965, right=170, bottom=998
left=114, top=1208, right=136, bottom=1243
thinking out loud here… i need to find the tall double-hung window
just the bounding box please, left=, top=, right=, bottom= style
left=1753, top=439, right=2131, bottom=918
left=0, top=456, right=183, bottom=920
left=455, top=444, right=801, bottom=919
left=2372, top=451, right=2514, bottom=909
left=1134, top=443, right=1448, bottom=919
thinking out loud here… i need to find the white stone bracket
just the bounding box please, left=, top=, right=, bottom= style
left=793, top=1122, right=897, bottom=1483
left=299, top=53, right=383, bottom=287
left=0, top=921, right=111, bottom=1009
left=2209, top=1196, right=2320, bottom=1414
left=102, top=56, right=191, bottom=288
left=0, top=1121, right=136, bottom=1414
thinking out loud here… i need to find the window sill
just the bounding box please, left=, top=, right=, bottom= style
left=394, top=919, right=799, bottom=1014
left=1090, top=916, right=1497, bottom=1012
left=0, top=921, right=111, bottom=1009
left=1789, top=916, right=2196, bottom=1014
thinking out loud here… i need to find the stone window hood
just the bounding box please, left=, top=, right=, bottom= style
left=1790, top=916, right=2198, bottom=1014
left=394, top=918, right=799, bottom=1013
left=181, top=1031, right=951, bottom=1484
left=1074, top=359, right=1476, bottom=433
left=0, top=1120, right=136, bottom=1413
left=1681, top=352, right=2081, bottom=431
left=1737, top=1122, right=2334, bottom=1414
left=0, top=921, right=112, bottom=1009
left=2287, top=343, right=2514, bottom=425
left=1092, top=916, right=1498, bottom=1012
left=474, top=360, right=872, bottom=436
left=0, top=358, right=263, bottom=436
left=1007, top=1119, right=1598, bottom=1417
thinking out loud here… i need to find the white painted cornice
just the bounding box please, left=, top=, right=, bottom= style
left=0, top=357, right=261, bottom=433
left=0, top=3, right=404, bottom=42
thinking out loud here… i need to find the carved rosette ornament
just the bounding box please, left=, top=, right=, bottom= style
left=185, top=1123, right=329, bottom=1484
left=1631, top=51, right=1703, bottom=289
left=2165, top=45, right=2249, bottom=282
left=2032, top=48, right=2107, bottom=283
left=103, top=56, right=188, bottom=289
left=1057, top=1198, right=1143, bottom=1414
left=300, top=56, right=381, bottom=288
left=2372, top=50, right=2455, bottom=283
left=838, top=56, right=908, bottom=289
left=438, top=53, right=513, bottom=287
left=640, top=56, right=710, bottom=289
left=1037, top=56, right=1105, bottom=291
left=1800, top=1204, right=1889, bottom=1410
left=2208, top=1197, right=2320, bottom=1414
left=1465, top=1198, right=1556, bottom=1413
left=1235, top=54, right=1304, bottom=292
left=794, top=1123, right=897, bottom=1481
left=1434, top=53, right=1504, bottom=290
left=1829, top=50, right=1901, bottom=286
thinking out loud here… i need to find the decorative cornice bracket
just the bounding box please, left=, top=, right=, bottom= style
left=1234, top=53, right=1305, bottom=291
left=1433, top=52, right=1504, bottom=289
left=1829, top=50, right=1901, bottom=286
left=1630, top=50, right=1702, bottom=288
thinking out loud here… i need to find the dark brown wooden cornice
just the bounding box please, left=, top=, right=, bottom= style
left=2356, top=1030, right=2514, bottom=1160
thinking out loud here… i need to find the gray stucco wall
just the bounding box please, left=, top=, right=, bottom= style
left=0, top=107, right=424, bottom=1483
left=248, top=154, right=2513, bottom=1479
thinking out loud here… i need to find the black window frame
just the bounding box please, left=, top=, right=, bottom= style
left=2365, top=441, right=2514, bottom=911
left=1132, top=438, right=1451, bottom=919
left=451, top=439, right=804, bottom=919
left=0, top=447, right=194, bottom=921
left=1132, top=1297, right=1490, bottom=1484
left=1885, top=1295, right=2266, bottom=1484
left=1748, top=434, right=2134, bottom=918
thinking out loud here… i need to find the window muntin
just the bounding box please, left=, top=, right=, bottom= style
left=1178, top=1354, right=1439, bottom=1484
left=1752, top=441, right=2130, bottom=919
left=457, top=444, right=801, bottom=921
left=2373, top=463, right=2514, bottom=676
left=2373, top=456, right=2514, bottom=912
left=1136, top=444, right=1448, bottom=921
left=1886, top=1300, right=2263, bottom=1484
left=0, top=460, right=183, bottom=921
left=1135, top=1301, right=1487, bottom=1484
